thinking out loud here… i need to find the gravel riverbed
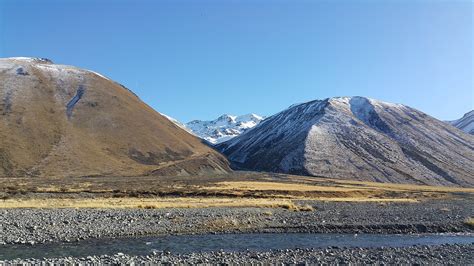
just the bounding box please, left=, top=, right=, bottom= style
left=0, top=198, right=472, bottom=264
left=0, top=199, right=472, bottom=245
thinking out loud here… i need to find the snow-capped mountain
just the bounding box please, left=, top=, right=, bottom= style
left=217, top=97, right=474, bottom=187
left=448, top=110, right=474, bottom=135
left=186, top=114, right=264, bottom=144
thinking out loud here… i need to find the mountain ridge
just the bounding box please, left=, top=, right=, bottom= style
left=0, top=57, right=230, bottom=178
left=448, top=110, right=474, bottom=134
left=217, top=96, right=474, bottom=187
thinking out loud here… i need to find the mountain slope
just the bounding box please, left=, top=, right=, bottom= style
left=0, top=57, right=230, bottom=178
left=186, top=114, right=264, bottom=144
left=448, top=110, right=474, bottom=134
left=217, top=97, right=474, bottom=187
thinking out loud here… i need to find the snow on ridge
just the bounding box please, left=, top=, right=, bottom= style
left=3, top=57, right=113, bottom=82
left=88, top=70, right=112, bottom=81
left=6, top=57, right=53, bottom=64
left=220, top=96, right=406, bottom=150
left=160, top=113, right=188, bottom=129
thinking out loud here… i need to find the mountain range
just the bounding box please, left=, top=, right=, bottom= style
left=175, top=110, right=474, bottom=141
left=185, top=114, right=264, bottom=144
left=217, top=97, right=474, bottom=186
left=1, top=57, right=472, bottom=187
left=0, top=57, right=230, bottom=178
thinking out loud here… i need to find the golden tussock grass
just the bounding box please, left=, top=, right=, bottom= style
left=0, top=197, right=320, bottom=211
left=465, top=218, right=474, bottom=228
left=297, top=204, right=315, bottom=211
left=291, top=176, right=474, bottom=193
left=1, top=174, right=471, bottom=209
left=0, top=197, right=298, bottom=209
left=206, top=181, right=363, bottom=192
left=204, top=181, right=420, bottom=202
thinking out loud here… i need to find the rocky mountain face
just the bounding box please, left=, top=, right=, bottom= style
left=186, top=114, right=264, bottom=144
left=217, top=97, right=474, bottom=187
left=0, top=57, right=230, bottom=178
left=448, top=110, right=474, bottom=135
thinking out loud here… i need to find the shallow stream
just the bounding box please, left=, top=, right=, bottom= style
left=1, top=233, right=473, bottom=260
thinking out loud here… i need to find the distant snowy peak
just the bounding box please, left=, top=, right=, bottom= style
left=449, top=110, right=474, bottom=135
left=186, top=114, right=265, bottom=144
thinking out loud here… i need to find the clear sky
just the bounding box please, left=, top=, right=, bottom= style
left=0, top=0, right=472, bottom=122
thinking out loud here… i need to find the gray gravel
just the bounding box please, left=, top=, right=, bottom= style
left=0, top=199, right=472, bottom=245
left=0, top=199, right=472, bottom=264
left=2, top=244, right=473, bottom=265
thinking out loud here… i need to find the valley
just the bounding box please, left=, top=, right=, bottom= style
left=0, top=58, right=472, bottom=264
left=1, top=172, right=473, bottom=240
left=2, top=0, right=474, bottom=262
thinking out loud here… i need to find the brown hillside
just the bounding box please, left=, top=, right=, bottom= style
left=0, top=57, right=230, bottom=178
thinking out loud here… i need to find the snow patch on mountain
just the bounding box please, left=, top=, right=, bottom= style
left=448, top=110, right=474, bottom=135
left=186, top=114, right=265, bottom=144
left=160, top=113, right=190, bottom=132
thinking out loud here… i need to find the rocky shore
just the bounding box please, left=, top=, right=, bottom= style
left=0, top=199, right=472, bottom=245
left=2, top=244, right=473, bottom=264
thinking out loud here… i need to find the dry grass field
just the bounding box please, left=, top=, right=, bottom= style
left=0, top=197, right=301, bottom=209
left=0, top=172, right=472, bottom=209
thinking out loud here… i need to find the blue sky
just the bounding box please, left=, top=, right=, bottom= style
left=0, top=0, right=472, bottom=122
